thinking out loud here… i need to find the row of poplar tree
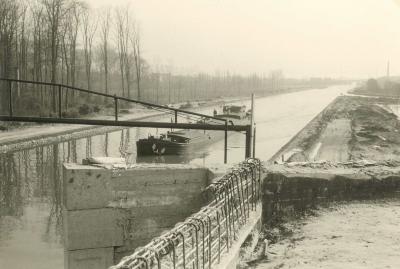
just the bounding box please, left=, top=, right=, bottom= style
left=0, top=0, right=344, bottom=116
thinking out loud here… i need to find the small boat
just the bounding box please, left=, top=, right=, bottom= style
left=136, top=105, right=250, bottom=156
left=215, top=105, right=248, bottom=120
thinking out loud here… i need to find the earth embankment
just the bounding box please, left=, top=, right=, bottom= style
left=271, top=95, right=400, bottom=164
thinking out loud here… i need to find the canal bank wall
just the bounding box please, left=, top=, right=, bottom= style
left=262, top=163, right=400, bottom=225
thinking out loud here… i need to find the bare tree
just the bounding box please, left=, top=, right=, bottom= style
left=17, top=3, right=28, bottom=83
left=0, top=0, right=19, bottom=113
left=99, top=8, right=111, bottom=96
left=31, top=2, right=45, bottom=105
left=82, top=7, right=97, bottom=92
left=115, top=7, right=127, bottom=97
left=115, top=6, right=134, bottom=98
left=131, top=23, right=142, bottom=100
left=42, top=0, right=65, bottom=112
left=0, top=0, right=19, bottom=78
left=68, top=0, right=83, bottom=88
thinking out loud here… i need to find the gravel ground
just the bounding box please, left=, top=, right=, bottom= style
left=254, top=199, right=400, bottom=269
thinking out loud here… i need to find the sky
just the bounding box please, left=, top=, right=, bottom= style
left=86, top=0, right=400, bottom=78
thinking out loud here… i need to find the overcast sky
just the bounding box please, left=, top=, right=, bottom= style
left=86, top=0, right=400, bottom=78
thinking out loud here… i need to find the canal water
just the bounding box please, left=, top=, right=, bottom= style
left=0, top=84, right=350, bottom=269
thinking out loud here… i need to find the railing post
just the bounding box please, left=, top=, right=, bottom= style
left=114, top=95, right=118, bottom=121
left=58, top=85, right=62, bottom=118
left=245, top=125, right=251, bottom=158
left=224, top=120, right=228, bottom=164
left=249, top=93, right=255, bottom=157
left=175, top=110, right=178, bottom=123
left=252, top=126, right=256, bottom=158
left=8, top=80, right=12, bottom=117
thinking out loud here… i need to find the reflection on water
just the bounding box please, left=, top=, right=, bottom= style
left=0, top=85, right=350, bottom=269
left=0, top=145, right=64, bottom=268
left=0, top=127, right=214, bottom=269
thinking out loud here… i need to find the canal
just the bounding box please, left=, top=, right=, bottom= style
left=0, top=84, right=350, bottom=269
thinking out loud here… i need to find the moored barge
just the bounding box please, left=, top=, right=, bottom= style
left=136, top=105, right=250, bottom=156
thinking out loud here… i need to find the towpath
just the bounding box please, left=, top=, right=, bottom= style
left=313, top=119, right=352, bottom=162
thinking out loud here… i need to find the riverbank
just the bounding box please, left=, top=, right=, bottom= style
left=270, top=95, right=400, bottom=164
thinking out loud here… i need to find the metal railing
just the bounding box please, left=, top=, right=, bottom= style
left=0, top=78, right=227, bottom=123
left=0, top=78, right=255, bottom=162
left=111, top=158, right=263, bottom=269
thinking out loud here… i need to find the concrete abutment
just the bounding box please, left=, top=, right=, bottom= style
left=63, top=163, right=220, bottom=269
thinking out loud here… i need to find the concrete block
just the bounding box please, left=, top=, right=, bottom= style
left=63, top=162, right=213, bottom=265
left=63, top=163, right=210, bottom=210
left=63, top=163, right=112, bottom=210
left=110, top=167, right=207, bottom=187
left=65, top=247, right=113, bottom=269
left=108, top=185, right=206, bottom=208
left=64, top=208, right=123, bottom=250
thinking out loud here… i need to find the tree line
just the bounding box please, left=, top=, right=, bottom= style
left=0, top=0, right=347, bottom=116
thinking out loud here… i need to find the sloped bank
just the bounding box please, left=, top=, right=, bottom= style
left=270, top=95, right=400, bottom=163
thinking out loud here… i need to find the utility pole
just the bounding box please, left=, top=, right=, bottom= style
left=249, top=93, right=255, bottom=157
left=168, top=72, right=171, bottom=104
left=387, top=61, right=390, bottom=79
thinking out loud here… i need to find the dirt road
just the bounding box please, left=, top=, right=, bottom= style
left=313, top=119, right=352, bottom=162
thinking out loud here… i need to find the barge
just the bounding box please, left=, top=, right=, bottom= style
left=136, top=105, right=250, bottom=156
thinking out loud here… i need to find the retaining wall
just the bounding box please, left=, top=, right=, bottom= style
left=63, top=163, right=216, bottom=269
left=263, top=164, right=400, bottom=224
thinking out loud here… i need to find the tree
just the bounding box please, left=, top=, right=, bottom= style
left=99, top=8, right=111, bottom=96
left=115, top=7, right=128, bottom=97
left=131, top=23, right=142, bottom=100
left=42, top=0, right=65, bottom=112
left=82, top=6, right=97, bottom=92
left=0, top=0, right=19, bottom=113
left=32, top=2, right=45, bottom=106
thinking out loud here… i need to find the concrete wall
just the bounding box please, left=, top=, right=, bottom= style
left=263, top=164, right=400, bottom=225
left=63, top=163, right=213, bottom=269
